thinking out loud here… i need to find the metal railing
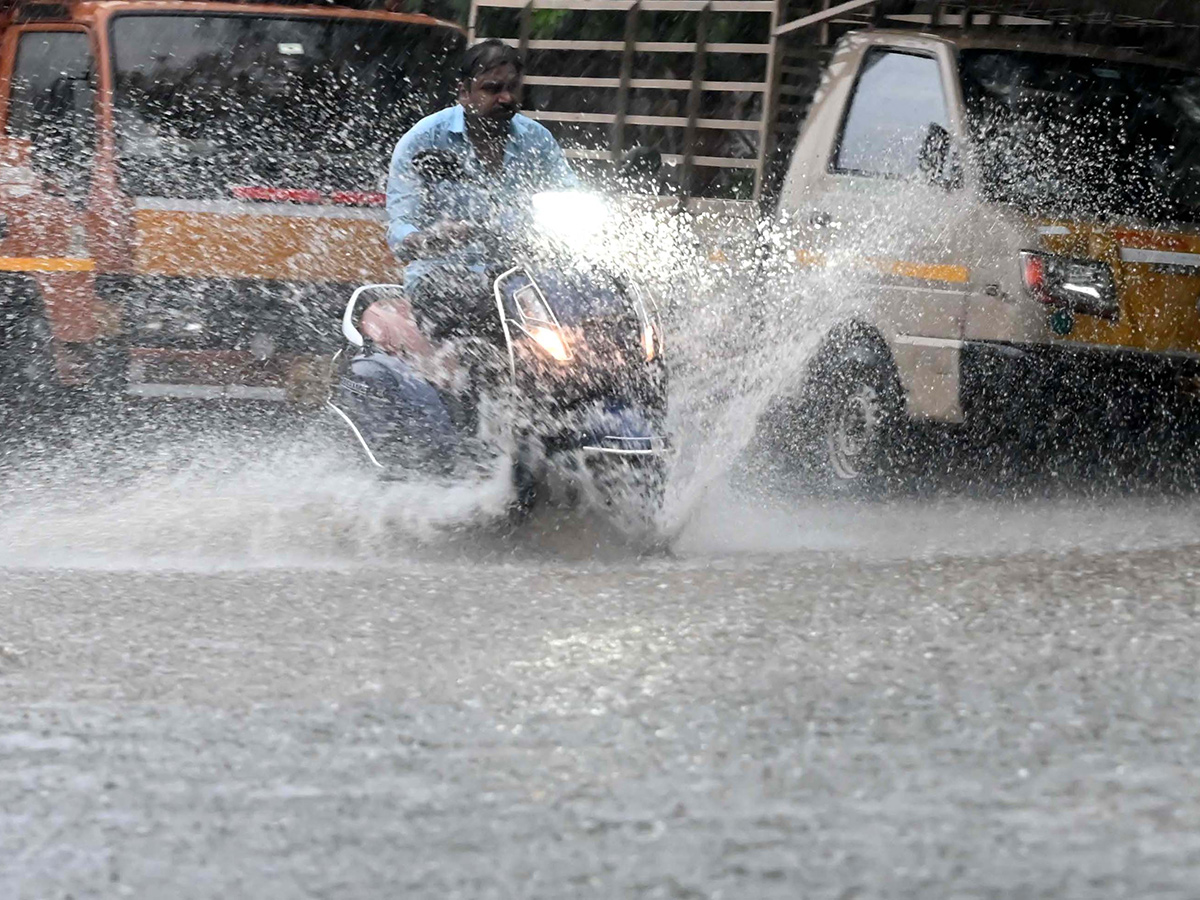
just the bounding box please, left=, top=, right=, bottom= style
left=470, top=0, right=782, bottom=199
left=469, top=0, right=1200, bottom=201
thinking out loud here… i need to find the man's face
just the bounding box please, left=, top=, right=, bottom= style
left=459, top=63, right=522, bottom=125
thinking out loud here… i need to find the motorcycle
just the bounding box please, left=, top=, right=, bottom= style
left=326, top=155, right=670, bottom=521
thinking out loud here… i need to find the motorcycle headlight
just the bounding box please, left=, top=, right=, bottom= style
left=514, top=284, right=552, bottom=323
left=513, top=283, right=572, bottom=362
left=627, top=283, right=661, bottom=362
left=532, top=191, right=609, bottom=246
left=641, top=320, right=658, bottom=362
left=528, top=324, right=571, bottom=363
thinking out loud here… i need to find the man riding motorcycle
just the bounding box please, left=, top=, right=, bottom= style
left=333, top=40, right=669, bottom=513
left=363, top=39, right=579, bottom=355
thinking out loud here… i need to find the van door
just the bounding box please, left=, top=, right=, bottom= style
left=797, top=41, right=972, bottom=422
left=0, top=26, right=101, bottom=388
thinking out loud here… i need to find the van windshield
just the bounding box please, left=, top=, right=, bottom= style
left=960, top=50, right=1200, bottom=226
left=110, top=14, right=462, bottom=199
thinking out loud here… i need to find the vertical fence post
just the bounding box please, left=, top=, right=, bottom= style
left=999, top=0, right=1016, bottom=28
left=612, top=0, right=640, bottom=160
left=517, top=0, right=534, bottom=66
left=755, top=0, right=785, bottom=202
left=681, top=1, right=711, bottom=197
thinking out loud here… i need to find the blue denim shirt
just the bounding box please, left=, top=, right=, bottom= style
left=386, top=104, right=579, bottom=291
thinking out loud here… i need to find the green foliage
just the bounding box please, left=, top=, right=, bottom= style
left=529, top=9, right=568, bottom=37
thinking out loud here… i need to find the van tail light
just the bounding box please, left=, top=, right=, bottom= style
left=229, top=187, right=385, bottom=207
left=1020, top=250, right=1119, bottom=321
left=1021, top=253, right=1049, bottom=302
left=231, top=186, right=323, bottom=203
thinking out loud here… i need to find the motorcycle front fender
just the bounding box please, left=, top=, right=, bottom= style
left=332, top=352, right=460, bottom=468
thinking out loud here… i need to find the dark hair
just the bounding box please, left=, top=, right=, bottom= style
left=459, top=39, right=523, bottom=83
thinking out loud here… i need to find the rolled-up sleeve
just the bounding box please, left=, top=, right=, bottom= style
left=385, top=130, right=424, bottom=253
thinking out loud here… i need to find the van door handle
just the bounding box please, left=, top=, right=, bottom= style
left=809, top=211, right=834, bottom=229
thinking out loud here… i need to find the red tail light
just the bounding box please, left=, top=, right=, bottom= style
left=229, top=187, right=385, bottom=207
left=1021, top=252, right=1049, bottom=302
left=329, top=191, right=385, bottom=207
left=1019, top=250, right=1118, bottom=321
left=231, top=186, right=323, bottom=204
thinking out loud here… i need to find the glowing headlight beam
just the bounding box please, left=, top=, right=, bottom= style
left=531, top=191, right=609, bottom=245
left=642, top=321, right=657, bottom=361
left=528, top=325, right=571, bottom=362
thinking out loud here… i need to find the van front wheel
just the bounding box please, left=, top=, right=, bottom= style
left=810, top=355, right=904, bottom=495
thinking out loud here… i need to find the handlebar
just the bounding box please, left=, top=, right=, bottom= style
left=403, top=221, right=517, bottom=264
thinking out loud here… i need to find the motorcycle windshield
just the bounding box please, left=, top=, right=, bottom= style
left=520, top=268, right=628, bottom=326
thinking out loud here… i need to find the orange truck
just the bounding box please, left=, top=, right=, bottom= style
left=0, top=0, right=463, bottom=402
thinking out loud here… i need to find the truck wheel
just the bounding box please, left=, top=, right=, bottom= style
left=752, top=338, right=907, bottom=497
left=0, top=310, right=59, bottom=407
left=810, top=354, right=904, bottom=495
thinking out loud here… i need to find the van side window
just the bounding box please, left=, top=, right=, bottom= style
left=7, top=30, right=96, bottom=196
left=835, top=48, right=948, bottom=179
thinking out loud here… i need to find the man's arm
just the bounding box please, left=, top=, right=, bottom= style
left=386, top=128, right=474, bottom=262
left=386, top=131, right=424, bottom=257
left=533, top=123, right=581, bottom=191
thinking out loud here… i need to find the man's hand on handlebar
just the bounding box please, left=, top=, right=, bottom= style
left=400, top=221, right=476, bottom=260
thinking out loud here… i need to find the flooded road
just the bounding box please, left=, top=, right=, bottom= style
left=3, top=406, right=1200, bottom=898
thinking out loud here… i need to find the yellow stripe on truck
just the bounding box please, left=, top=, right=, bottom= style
left=134, top=209, right=397, bottom=282
left=793, top=248, right=970, bottom=286
left=0, top=256, right=94, bottom=273
left=878, top=259, right=970, bottom=285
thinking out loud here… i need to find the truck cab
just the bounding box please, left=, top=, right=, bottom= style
left=770, top=28, right=1200, bottom=488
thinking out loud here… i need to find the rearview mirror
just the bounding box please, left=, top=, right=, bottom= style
left=917, top=123, right=962, bottom=190
left=412, top=148, right=463, bottom=183
left=616, top=145, right=662, bottom=191
left=0, top=136, right=32, bottom=169
left=0, top=137, right=76, bottom=200
left=343, top=283, right=406, bottom=349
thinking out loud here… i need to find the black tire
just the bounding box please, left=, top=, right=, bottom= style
left=0, top=309, right=60, bottom=408
left=760, top=339, right=906, bottom=497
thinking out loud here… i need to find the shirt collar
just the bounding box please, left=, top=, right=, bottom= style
left=449, top=103, right=521, bottom=141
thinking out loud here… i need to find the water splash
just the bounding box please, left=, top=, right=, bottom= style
left=0, top=416, right=516, bottom=570
left=0, top=203, right=917, bottom=569
left=4, top=202, right=1193, bottom=572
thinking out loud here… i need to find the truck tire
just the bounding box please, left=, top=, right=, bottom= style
left=810, top=353, right=904, bottom=495
left=0, top=309, right=59, bottom=407
left=758, top=335, right=906, bottom=497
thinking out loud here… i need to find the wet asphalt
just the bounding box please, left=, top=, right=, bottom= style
left=3, top=403, right=1200, bottom=898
